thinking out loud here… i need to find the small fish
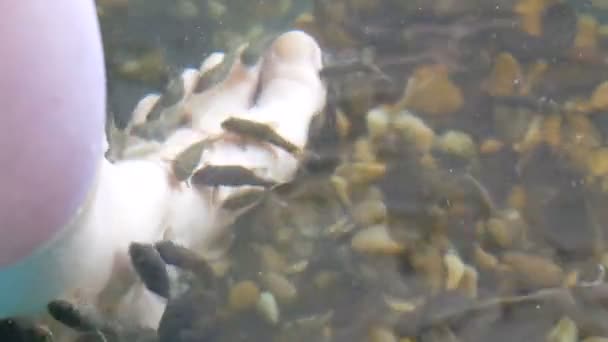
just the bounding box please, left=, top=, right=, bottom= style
left=194, top=34, right=273, bottom=93
left=221, top=188, right=267, bottom=211
left=239, top=34, right=275, bottom=67
left=47, top=300, right=98, bottom=333
left=221, top=117, right=301, bottom=155
left=320, top=59, right=388, bottom=81
left=154, top=241, right=215, bottom=285
left=302, top=153, right=340, bottom=175
left=146, top=69, right=186, bottom=122
left=320, top=47, right=389, bottom=81
left=190, top=165, right=276, bottom=188
left=194, top=45, right=243, bottom=94
left=171, top=139, right=208, bottom=182
left=0, top=317, right=52, bottom=342
left=128, top=243, right=171, bottom=299
left=48, top=300, right=154, bottom=342
left=129, top=68, right=193, bottom=142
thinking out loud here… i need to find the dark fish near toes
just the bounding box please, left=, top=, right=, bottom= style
left=128, top=242, right=171, bottom=299
left=47, top=300, right=99, bottom=333
left=171, top=139, right=208, bottom=182
left=0, top=317, right=52, bottom=342
left=190, top=165, right=276, bottom=188
left=154, top=240, right=215, bottom=284
left=221, top=117, right=301, bottom=155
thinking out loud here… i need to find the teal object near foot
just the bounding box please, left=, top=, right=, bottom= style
left=0, top=230, right=69, bottom=317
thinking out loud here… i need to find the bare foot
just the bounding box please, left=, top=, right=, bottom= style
left=108, top=31, right=326, bottom=328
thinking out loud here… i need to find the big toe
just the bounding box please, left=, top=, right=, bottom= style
left=247, top=31, right=326, bottom=149
left=269, top=30, right=322, bottom=67
left=259, top=30, right=323, bottom=88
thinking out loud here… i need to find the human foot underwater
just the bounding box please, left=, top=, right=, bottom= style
left=0, top=0, right=326, bottom=329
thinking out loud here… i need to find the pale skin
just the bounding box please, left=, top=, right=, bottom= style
left=0, top=0, right=108, bottom=319
left=0, top=1, right=325, bottom=329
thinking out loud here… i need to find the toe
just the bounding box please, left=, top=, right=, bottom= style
left=188, top=48, right=263, bottom=135
left=247, top=30, right=326, bottom=149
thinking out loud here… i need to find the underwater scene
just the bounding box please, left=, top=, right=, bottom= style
left=7, top=0, right=608, bottom=341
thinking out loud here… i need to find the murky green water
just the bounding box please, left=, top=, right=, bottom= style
left=11, top=1, right=608, bottom=341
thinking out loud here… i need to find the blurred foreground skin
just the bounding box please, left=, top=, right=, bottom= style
left=0, top=0, right=107, bottom=316
left=0, top=0, right=326, bottom=329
